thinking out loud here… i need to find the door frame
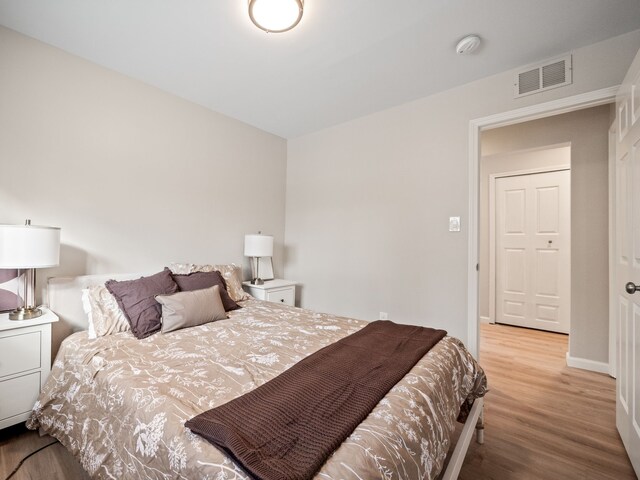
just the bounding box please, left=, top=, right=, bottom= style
left=488, top=164, right=571, bottom=325
left=608, top=123, right=617, bottom=378
left=467, top=85, right=618, bottom=362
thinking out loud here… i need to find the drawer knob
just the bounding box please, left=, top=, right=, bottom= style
left=280, top=299, right=284, bottom=302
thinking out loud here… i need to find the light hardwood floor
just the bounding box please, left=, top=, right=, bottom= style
left=0, top=323, right=636, bottom=479
left=457, top=323, right=636, bottom=480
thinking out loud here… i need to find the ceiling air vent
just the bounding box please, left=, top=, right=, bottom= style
left=514, top=54, right=572, bottom=98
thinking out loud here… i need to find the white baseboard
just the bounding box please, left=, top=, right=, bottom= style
left=565, top=353, right=609, bottom=374
left=480, top=316, right=491, bottom=324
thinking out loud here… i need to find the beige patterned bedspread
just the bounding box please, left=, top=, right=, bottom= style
left=28, top=299, right=487, bottom=480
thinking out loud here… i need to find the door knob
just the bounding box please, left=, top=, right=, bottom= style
left=626, top=282, right=640, bottom=294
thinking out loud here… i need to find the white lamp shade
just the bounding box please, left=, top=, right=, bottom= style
left=244, top=234, right=274, bottom=257
left=0, top=224, right=61, bottom=268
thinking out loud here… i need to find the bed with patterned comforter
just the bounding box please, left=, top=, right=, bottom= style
left=28, top=298, right=487, bottom=480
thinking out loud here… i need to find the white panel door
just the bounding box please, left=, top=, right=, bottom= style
left=496, top=170, right=570, bottom=333
left=614, top=47, right=640, bottom=476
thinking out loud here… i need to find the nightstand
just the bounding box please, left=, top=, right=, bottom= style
left=0, top=308, right=58, bottom=429
left=243, top=279, right=297, bottom=306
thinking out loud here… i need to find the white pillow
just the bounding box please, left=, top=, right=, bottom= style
left=81, top=285, right=131, bottom=338
left=81, top=289, right=97, bottom=339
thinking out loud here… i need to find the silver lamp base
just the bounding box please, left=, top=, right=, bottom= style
left=251, top=278, right=265, bottom=285
left=9, top=307, right=43, bottom=321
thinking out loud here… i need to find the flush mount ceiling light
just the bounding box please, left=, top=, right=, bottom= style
left=248, top=0, right=304, bottom=33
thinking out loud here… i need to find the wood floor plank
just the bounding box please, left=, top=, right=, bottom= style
left=0, top=323, right=635, bottom=479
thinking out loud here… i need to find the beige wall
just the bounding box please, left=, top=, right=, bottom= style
left=285, top=30, right=640, bottom=345
left=0, top=27, right=287, bottom=341
left=1, top=25, right=637, bottom=363
left=479, top=143, right=571, bottom=322
left=480, top=105, right=612, bottom=363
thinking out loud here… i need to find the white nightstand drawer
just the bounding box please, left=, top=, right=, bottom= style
left=0, top=331, right=41, bottom=378
left=0, top=372, right=41, bottom=420
left=266, top=288, right=295, bottom=306
left=243, top=279, right=297, bottom=307
left=0, top=309, right=57, bottom=429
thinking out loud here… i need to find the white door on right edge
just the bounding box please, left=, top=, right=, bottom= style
left=614, top=45, right=640, bottom=477
left=496, top=169, right=570, bottom=333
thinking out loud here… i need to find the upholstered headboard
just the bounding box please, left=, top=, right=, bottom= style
left=47, top=273, right=146, bottom=333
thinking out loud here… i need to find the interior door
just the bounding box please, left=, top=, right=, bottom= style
left=496, top=170, right=570, bottom=333
left=614, top=47, right=640, bottom=476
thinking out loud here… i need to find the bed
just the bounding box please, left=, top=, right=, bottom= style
left=27, top=270, right=487, bottom=480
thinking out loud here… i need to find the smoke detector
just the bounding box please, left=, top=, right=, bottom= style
left=456, top=35, right=481, bottom=55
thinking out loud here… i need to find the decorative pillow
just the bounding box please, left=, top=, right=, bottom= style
left=157, top=285, right=228, bottom=334
left=81, top=285, right=131, bottom=339
left=170, top=263, right=250, bottom=302
left=172, top=271, right=240, bottom=312
left=105, top=268, right=179, bottom=339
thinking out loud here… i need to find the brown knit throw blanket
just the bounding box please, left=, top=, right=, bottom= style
left=185, top=320, right=447, bottom=480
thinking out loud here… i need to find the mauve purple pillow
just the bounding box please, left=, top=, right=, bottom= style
left=171, top=271, right=240, bottom=312
left=105, top=268, right=179, bottom=339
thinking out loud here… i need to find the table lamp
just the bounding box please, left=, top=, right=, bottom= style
left=0, top=220, right=61, bottom=320
left=244, top=233, right=273, bottom=285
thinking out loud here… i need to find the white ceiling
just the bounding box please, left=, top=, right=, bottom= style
left=1, top=0, right=639, bottom=138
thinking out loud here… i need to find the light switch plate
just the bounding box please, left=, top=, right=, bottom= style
left=449, top=216, right=461, bottom=232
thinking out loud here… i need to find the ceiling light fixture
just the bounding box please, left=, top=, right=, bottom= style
left=248, top=0, right=304, bottom=33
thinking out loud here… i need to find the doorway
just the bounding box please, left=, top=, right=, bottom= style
left=479, top=104, right=611, bottom=372
left=467, top=87, right=617, bottom=361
